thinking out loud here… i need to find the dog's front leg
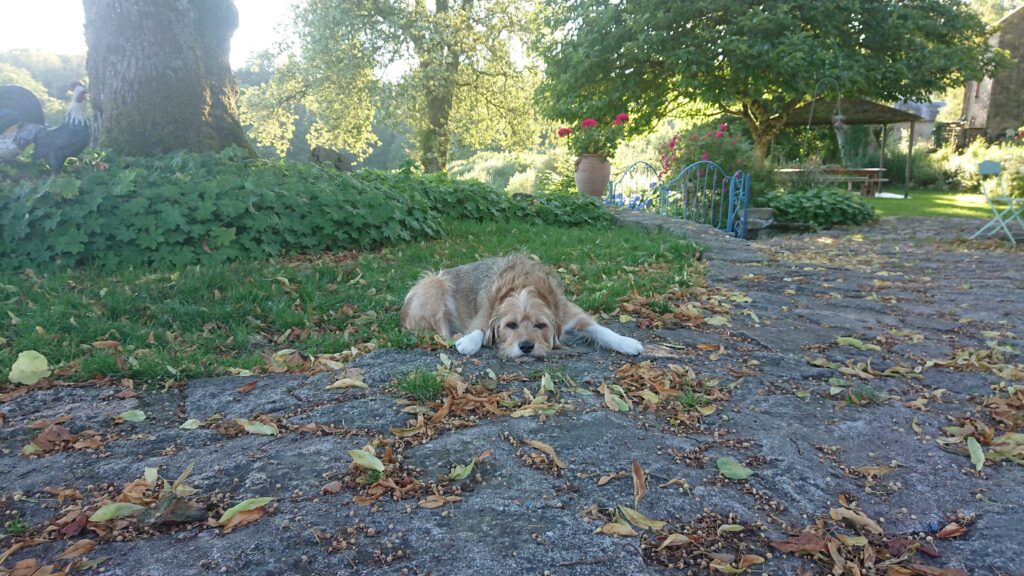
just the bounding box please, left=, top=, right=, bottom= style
left=582, top=324, right=643, bottom=355
left=455, top=329, right=485, bottom=355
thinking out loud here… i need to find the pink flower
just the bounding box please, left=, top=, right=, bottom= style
left=557, top=127, right=573, bottom=137
left=581, top=118, right=598, bottom=129
left=615, top=112, right=629, bottom=123
left=715, top=130, right=724, bottom=138
left=707, top=130, right=713, bottom=137
left=668, top=137, right=677, bottom=150
left=701, top=151, right=709, bottom=161
left=719, top=123, right=728, bottom=131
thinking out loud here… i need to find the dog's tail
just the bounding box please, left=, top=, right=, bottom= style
left=400, top=273, right=451, bottom=338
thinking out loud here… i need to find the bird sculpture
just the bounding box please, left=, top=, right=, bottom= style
left=0, top=81, right=92, bottom=172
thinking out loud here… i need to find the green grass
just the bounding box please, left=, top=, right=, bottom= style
left=397, top=368, right=444, bottom=402
left=0, top=219, right=698, bottom=386
left=866, top=189, right=992, bottom=219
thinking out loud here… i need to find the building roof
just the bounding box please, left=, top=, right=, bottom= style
left=784, top=97, right=926, bottom=127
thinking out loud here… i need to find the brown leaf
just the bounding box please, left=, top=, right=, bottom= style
left=829, top=507, right=883, bottom=535
left=55, top=539, right=95, bottom=560
left=418, top=494, right=460, bottom=509
left=631, top=459, right=646, bottom=507
left=58, top=511, right=88, bottom=539
left=221, top=508, right=265, bottom=534
left=429, top=396, right=452, bottom=424
left=936, top=522, right=967, bottom=539
left=26, top=415, right=71, bottom=429
left=91, top=340, right=121, bottom=350
left=321, top=481, right=344, bottom=494
left=770, top=532, right=829, bottom=555
left=236, top=381, right=257, bottom=394
left=594, top=521, right=638, bottom=537
left=32, top=424, right=77, bottom=451
left=524, top=439, right=567, bottom=468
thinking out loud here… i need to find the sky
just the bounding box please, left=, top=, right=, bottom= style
left=0, top=0, right=295, bottom=69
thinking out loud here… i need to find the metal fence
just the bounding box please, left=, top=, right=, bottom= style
left=606, top=160, right=751, bottom=239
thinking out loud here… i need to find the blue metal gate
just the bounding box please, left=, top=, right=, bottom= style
left=607, top=160, right=751, bottom=239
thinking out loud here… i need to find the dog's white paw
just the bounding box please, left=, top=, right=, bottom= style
left=455, top=330, right=484, bottom=356
left=613, top=336, right=643, bottom=356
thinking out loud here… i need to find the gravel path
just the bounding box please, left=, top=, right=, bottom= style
left=2, top=215, right=1022, bottom=575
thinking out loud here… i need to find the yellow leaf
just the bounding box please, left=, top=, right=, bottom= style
left=656, top=533, right=692, bottom=550
left=349, top=449, right=385, bottom=471
left=325, top=377, right=367, bottom=390
left=218, top=497, right=274, bottom=525
left=9, top=350, right=51, bottom=385
left=619, top=506, right=666, bottom=530
left=594, top=521, right=638, bottom=537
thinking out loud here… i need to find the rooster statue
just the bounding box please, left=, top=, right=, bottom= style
left=0, top=81, right=91, bottom=171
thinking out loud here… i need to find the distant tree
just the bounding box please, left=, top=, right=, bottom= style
left=83, top=0, right=251, bottom=155
left=971, top=0, right=1023, bottom=24
left=244, top=0, right=542, bottom=172
left=0, top=50, right=86, bottom=100
left=537, top=0, right=1007, bottom=159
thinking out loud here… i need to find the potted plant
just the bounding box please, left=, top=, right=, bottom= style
left=558, top=113, right=629, bottom=197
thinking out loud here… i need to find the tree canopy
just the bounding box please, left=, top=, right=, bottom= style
left=241, top=0, right=544, bottom=171
left=536, top=0, right=1006, bottom=158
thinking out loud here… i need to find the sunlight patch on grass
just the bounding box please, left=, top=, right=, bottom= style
left=867, top=190, right=991, bottom=219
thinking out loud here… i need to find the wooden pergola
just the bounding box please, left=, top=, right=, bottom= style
left=784, top=97, right=926, bottom=197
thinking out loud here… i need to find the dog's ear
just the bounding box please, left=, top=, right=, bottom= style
left=484, top=317, right=499, bottom=347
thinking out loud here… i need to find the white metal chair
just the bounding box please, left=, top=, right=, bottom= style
left=971, top=160, right=1024, bottom=245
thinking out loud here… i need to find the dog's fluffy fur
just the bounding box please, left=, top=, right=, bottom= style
left=400, top=254, right=643, bottom=359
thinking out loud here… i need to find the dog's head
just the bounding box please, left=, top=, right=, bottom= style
left=486, top=287, right=557, bottom=359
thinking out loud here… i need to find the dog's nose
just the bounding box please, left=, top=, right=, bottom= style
left=519, top=340, right=535, bottom=354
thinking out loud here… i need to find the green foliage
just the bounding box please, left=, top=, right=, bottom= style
left=536, top=0, right=1005, bottom=157
left=2, top=513, right=29, bottom=537
left=940, top=137, right=1024, bottom=196
left=767, top=187, right=878, bottom=229
left=0, top=149, right=612, bottom=269
left=397, top=369, right=444, bottom=402
left=0, top=149, right=439, bottom=269
left=657, top=121, right=755, bottom=176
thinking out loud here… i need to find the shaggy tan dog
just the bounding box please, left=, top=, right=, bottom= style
left=400, top=254, right=643, bottom=359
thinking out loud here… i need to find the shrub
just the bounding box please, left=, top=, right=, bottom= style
left=766, top=187, right=877, bottom=230
left=448, top=150, right=566, bottom=192
left=0, top=149, right=611, bottom=269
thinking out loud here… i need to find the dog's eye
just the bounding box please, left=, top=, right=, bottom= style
left=505, top=322, right=518, bottom=330
left=534, top=323, right=547, bottom=330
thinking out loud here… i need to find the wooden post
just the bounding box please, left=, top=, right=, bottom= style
left=904, top=121, right=915, bottom=198
left=879, top=124, right=886, bottom=195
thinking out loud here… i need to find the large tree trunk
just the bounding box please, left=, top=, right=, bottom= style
left=83, top=0, right=252, bottom=155
left=417, top=66, right=455, bottom=173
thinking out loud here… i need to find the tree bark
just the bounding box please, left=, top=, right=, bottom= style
left=83, top=0, right=252, bottom=155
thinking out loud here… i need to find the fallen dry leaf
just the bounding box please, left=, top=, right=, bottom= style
left=936, top=522, right=967, bottom=539
left=829, top=507, right=883, bottom=535
left=55, top=539, right=95, bottom=560
left=631, top=459, right=646, bottom=507
left=524, top=439, right=566, bottom=468
left=221, top=508, right=266, bottom=534
left=236, top=380, right=257, bottom=394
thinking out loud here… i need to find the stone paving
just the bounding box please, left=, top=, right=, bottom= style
left=2, top=215, right=1023, bottom=575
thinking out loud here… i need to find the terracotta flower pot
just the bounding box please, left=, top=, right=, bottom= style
left=574, top=154, right=611, bottom=198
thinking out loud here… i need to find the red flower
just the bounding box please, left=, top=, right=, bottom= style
left=668, top=137, right=678, bottom=150
left=715, top=130, right=724, bottom=138
left=580, top=118, right=598, bottom=129
left=701, top=151, right=709, bottom=161
left=719, top=123, right=728, bottom=131
left=612, top=112, right=629, bottom=126
left=557, top=127, right=573, bottom=137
